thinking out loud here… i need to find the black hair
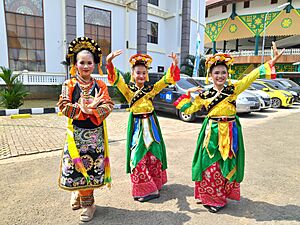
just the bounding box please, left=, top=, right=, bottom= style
left=132, top=60, right=148, bottom=70
left=209, top=62, right=229, bottom=73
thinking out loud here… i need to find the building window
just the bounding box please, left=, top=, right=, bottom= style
left=244, top=1, right=250, bottom=8
left=4, top=0, right=45, bottom=72
left=205, top=8, right=208, bottom=18
left=222, top=5, right=227, bottom=13
left=148, top=0, right=158, bottom=6
left=271, top=0, right=278, bottom=4
left=147, top=20, right=158, bottom=44
left=84, top=6, right=111, bottom=70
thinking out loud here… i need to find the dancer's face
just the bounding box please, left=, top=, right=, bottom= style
left=76, top=51, right=95, bottom=80
left=210, top=65, right=228, bottom=90
left=132, top=65, right=148, bottom=88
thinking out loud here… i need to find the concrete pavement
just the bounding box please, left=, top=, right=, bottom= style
left=0, top=105, right=300, bottom=224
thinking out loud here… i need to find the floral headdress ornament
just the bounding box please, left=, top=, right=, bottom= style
left=66, top=37, right=103, bottom=76
left=129, top=53, right=153, bottom=82
left=205, top=53, right=234, bottom=84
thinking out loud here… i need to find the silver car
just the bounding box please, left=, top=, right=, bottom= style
left=202, top=83, right=261, bottom=114
left=247, top=85, right=271, bottom=110
left=236, top=90, right=261, bottom=113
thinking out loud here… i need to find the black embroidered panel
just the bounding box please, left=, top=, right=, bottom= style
left=72, top=82, right=102, bottom=129
left=228, top=100, right=236, bottom=107
left=206, top=85, right=235, bottom=113
left=128, top=82, right=154, bottom=107
left=199, top=89, right=217, bottom=99
left=128, top=82, right=138, bottom=92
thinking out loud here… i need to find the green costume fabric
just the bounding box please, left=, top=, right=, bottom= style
left=192, top=116, right=245, bottom=183
left=126, top=112, right=167, bottom=174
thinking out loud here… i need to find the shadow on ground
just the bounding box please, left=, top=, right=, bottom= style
left=90, top=206, right=191, bottom=225
left=222, top=197, right=300, bottom=222
left=158, top=183, right=203, bottom=213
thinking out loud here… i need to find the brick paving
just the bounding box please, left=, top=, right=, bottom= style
left=1, top=104, right=300, bottom=160
left=0, top=109, right=203, bottom=159
left=0, top=111, right=128, bottom=159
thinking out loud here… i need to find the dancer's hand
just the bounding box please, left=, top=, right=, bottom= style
left=168, top=52, right=178, bottom=67
left=106, top=50, right=123, bottom=64
left=78, top=96, right=93, bottom=114
left=87, top=89, right=105, bottom=109
left=269, top=41, right=285, bottom=67
left=187, top=86, right=203, bottom=94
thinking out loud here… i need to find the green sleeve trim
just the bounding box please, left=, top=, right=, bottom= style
left=259, top=64, right=266, bottom=78
left=180, top=102, right=192, bottom=112
left=113, top=68, right=120, bottom=86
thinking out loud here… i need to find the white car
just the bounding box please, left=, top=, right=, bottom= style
left=199, top=82, right=261, bottom=114
left=247, top=85, right=271, bottom=110
left=237, top=90, right=261, bottom=113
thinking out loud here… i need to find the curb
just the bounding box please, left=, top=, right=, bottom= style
left=0, top=104, right=129, bottom=116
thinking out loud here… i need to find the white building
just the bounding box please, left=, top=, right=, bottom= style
left=0, top=0, right=205, bottom=79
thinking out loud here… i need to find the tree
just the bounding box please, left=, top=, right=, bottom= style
left=180, top=54, right=206, bottom=77
left=0, top=66, right=29, bottom=109
left=137, top=0, right=148, bottom=54
left=180, top=0, right=191, bottom=63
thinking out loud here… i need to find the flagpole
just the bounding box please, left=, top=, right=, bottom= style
left=193, top=0, right=205, bottom=77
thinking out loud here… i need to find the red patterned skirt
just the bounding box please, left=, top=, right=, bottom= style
left=194, top=162, right=240, bottom=207
left=130, top=152, right=167, bottom=197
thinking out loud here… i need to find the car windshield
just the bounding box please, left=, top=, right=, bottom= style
left=194, top=78, right=207, bottom=86
left=185, top=77, right=199, bottom=86
left=268, top=80, right=286, bottom=89
left=278, top=79, right=297, bottom=88
left=177, top=78, right=197, bottom=89
left=262, top=82, right=278, bottom=90
left=248, top=85, right=256, bottom=90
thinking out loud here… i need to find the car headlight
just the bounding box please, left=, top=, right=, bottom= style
left=290, top=91, right=298, bottom=96
left=283, top=93, right=289, bottom=97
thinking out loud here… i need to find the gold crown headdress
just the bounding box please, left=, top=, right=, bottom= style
left=66, top=37, right=103, bottom=76
left=205, top=53, right=234, bottom=84
left=129, top=54, right=152, bottom=82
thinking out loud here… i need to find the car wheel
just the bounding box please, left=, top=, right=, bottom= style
left=271, top=97, right=282, bottom=108
left=178, top=111, right=195, bottom=122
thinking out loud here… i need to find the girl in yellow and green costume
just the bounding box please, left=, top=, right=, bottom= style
left=57, top=37, right=114, bottom=222
left=174, top=42, right=284, bottom=213
left=106, top=50, right=180, bottom=202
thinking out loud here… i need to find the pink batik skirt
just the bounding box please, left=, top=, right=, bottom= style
left=194, top=162, right=240, bottom=207
left=130, top=152, right=167, bottom=197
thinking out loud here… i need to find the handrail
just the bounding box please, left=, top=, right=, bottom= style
left=0, top=70, right=111, bottom=86
left=228, top=48, right=300, bottom=57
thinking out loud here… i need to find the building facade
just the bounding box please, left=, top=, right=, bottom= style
left=204, top=0, right=300, bottom=78
left=0, top=0, right=205, bottom=77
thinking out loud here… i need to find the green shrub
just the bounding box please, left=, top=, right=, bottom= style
left=180, top=54, right=206, bottom=77
left=0, top=66, right=29, bottom=109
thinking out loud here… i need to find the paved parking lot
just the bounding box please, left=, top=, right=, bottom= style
left=1, top=105, right=300, bottom=159
left=0, top=104, right=300, bottom=225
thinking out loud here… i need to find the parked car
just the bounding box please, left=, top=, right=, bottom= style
left=259, top=79, right=299, bottom=102
left=148, top=74, right=262, bottom=122
left=247, top=85, right=271, bottom=110
left=204, top=82, right=261, bottom=114
left=236, top=90, right=261, bottom=113
left=148, top=73, right=206, bottom=122
left=274, top=78, right=300, bottom=102
left=252, top=81, right=294, bottom=108
left=192, top=76, right=210, bottom=87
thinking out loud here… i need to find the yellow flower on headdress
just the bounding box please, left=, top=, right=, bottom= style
left=129, top=53, right=152, bottom=68
left=205, top=53, right=234, bottom=84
